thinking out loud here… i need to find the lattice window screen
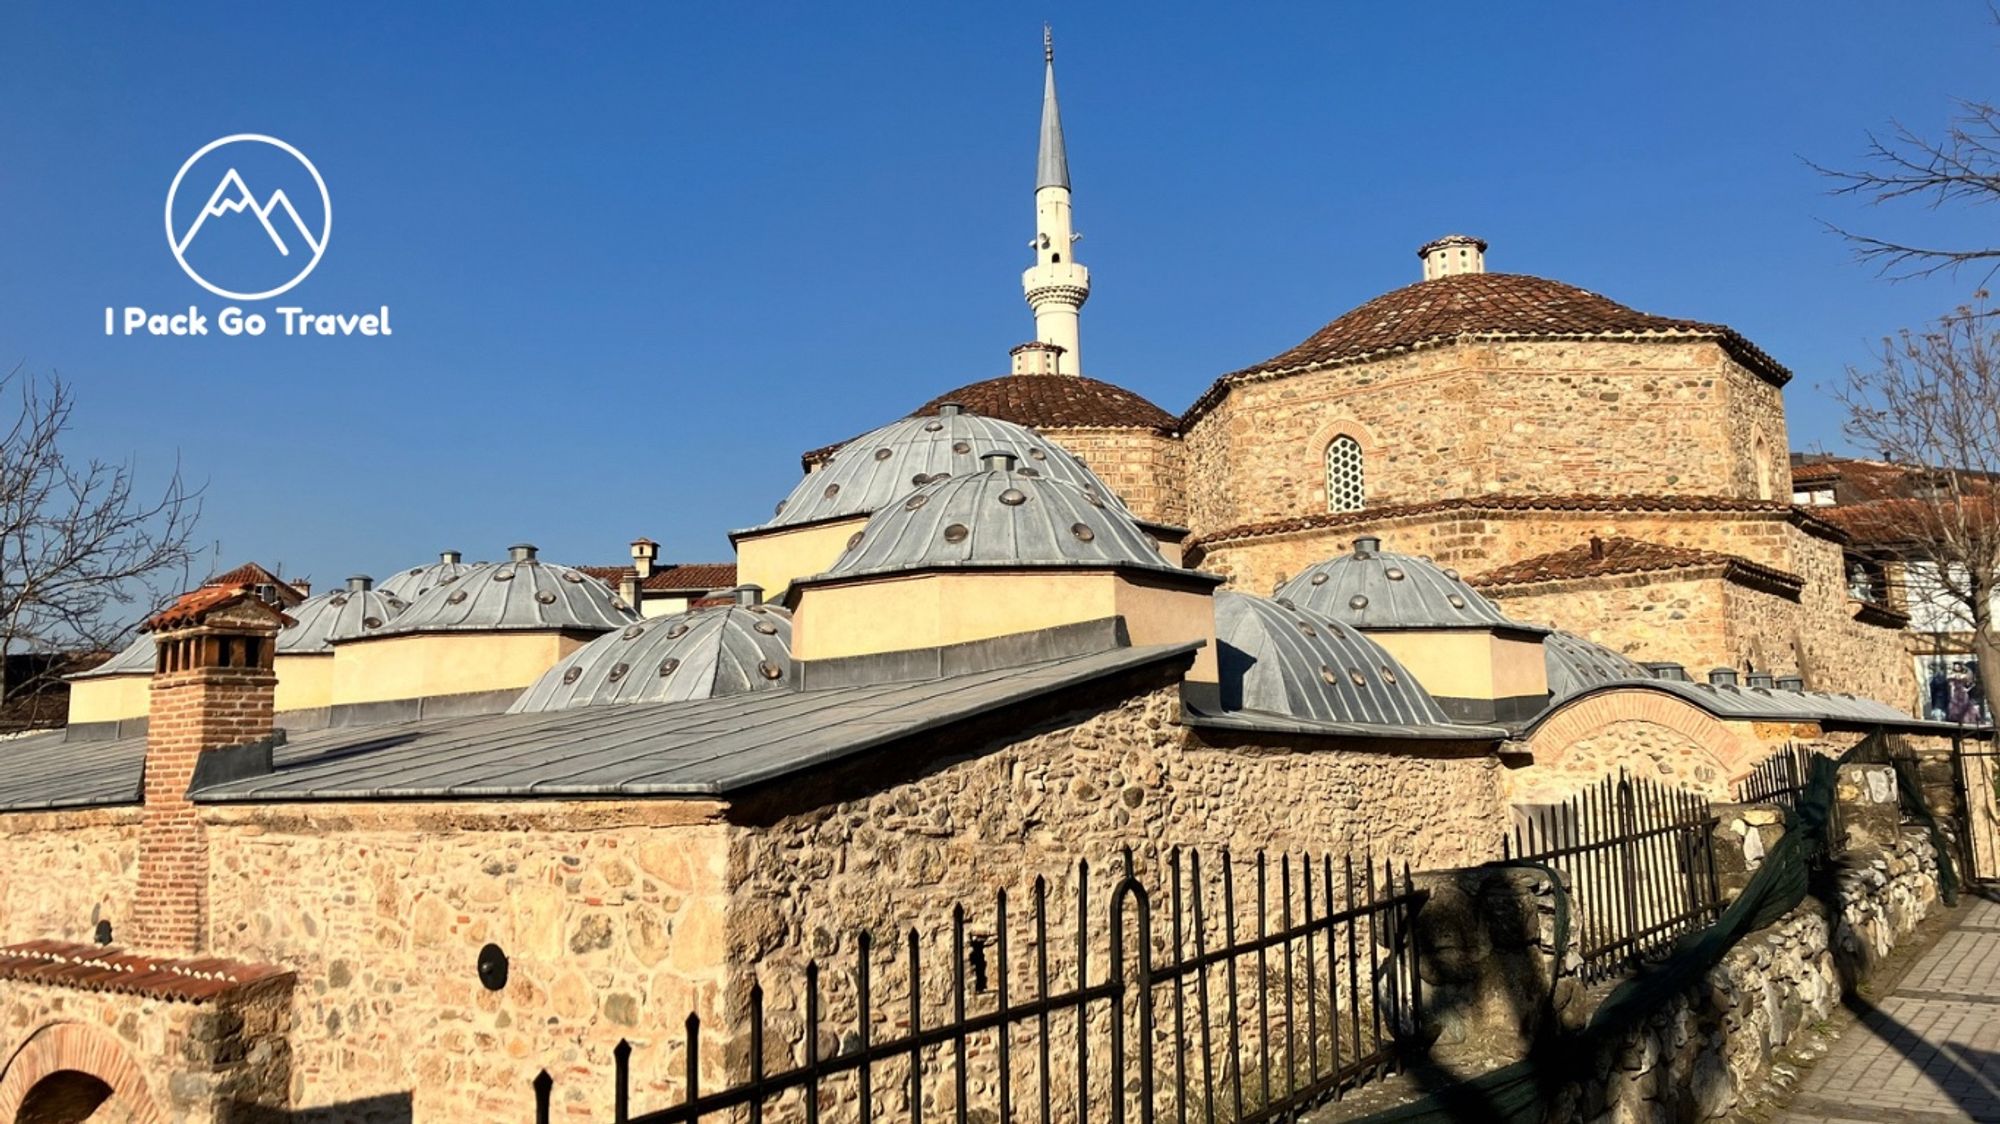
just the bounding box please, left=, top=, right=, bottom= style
left=1326, top=436, right=1365, bottom=512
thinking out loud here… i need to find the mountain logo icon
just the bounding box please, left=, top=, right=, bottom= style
left=165, top=135, right=332, bottom=301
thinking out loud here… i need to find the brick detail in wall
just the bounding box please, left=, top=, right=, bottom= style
left=135, top=664, right=275, bottom=954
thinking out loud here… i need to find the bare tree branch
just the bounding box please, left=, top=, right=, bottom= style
left=0, top=365, right=203, bottom=719
left=1812, top=94, right=2000, bottom=279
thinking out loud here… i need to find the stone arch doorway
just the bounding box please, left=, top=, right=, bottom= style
left=0, top=1026, right=161, bottom=1124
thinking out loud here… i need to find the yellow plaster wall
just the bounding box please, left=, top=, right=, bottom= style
left=1369, top=630, right=1547, bottom=702
left=65, top=674, right=150, bottom=725
left=331, top=631, right=587, bottom=705
left=272, top=653, right=334, bottom=713
left=734, top=517, right=867, bottom=600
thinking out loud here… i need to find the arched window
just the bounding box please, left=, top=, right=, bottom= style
left=1325, top=435, right=1365, bottom=512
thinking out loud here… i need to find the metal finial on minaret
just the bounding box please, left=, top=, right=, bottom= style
left=1021, top=25, right=1089, bottom=376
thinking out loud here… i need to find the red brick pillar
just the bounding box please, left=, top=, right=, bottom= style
left=132, top=590, right=283, bottom=954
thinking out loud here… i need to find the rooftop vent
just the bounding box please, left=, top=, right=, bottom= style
left=981, top=451, right=1020, bottom=474
left=1746, top=672, right=1776, bottom=690
left=937, top=402, right=966, bottom=417
left=1353, top=536, right=1382, bottom=556
left=508, top=544, right=538, bottom=563
left=346, top=575, right=373, bottom=593
left=440, top=550, right=462, bottom=565
left=1419, top=234, right=1487, bottom=280
left=1776, top=675, right=1806, bottom=692
left=1708, top=667, right=1739, bottom=688
left=734, top=584, right=764, bottom=607
left=1643, top=661, right=1690, bottom=682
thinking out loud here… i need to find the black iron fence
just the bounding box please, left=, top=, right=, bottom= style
left=533, top=849, right=1424, bottom=1124
left=1735, top=743, right=1845, bottom=866
left=1501, top=771, right=1722, bottom=983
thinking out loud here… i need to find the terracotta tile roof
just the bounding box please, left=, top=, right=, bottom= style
left=0, top=940, right=292, bottom=1003
left=1192, top=494, right=1844, bottom=549
left=203, top=562, right=304, bottom=605
left=1468, top=536, right=1806, bottom=595
left=1184, top=272, right=1791, bottom=426
left=141, top=585, right=294, bottom=632
left=803, top=375, right=1178, bottom=467
left=580, top=563, right=739, bottom=594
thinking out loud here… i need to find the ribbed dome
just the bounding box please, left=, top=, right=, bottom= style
left=816, top=454, right=1190, bottom=581
left=1277, top=537, right=1525, bottom=631
left=71, top=633, right=152, bottom=679
left=510, top=599, right=793, bottom=712
left=756, top=406, right=1128, bottom=532
left=1543, top=630, right=1649, bottom=699
left=916, top=376, right=1177, bottom=433
left=279, top=576, right=411, bottom=654
left=1216, top=592, right=1455, bottom=728
left=374, top=545, right=637, bottom=637
left=379, top=551, right=474, bottom=599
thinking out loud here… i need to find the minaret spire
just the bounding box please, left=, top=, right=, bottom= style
left=1021, top=25, right=1089, bottom=375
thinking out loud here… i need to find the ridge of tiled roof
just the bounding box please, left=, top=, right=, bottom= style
left=802, top=375, right=1177, bottom=468
left=1192, top=494, right=1845, bottom=549
left=1184, top=272, right=1791, bottom=427
left=0, top=940, right=292, bottom=1003
left=580, top=562, right=739, bottom=593
left=1468, top=536, right=1806, bottom=595
left=142, top=584, right=295, bottom=632
left=203, top=562, right=304, bottom=604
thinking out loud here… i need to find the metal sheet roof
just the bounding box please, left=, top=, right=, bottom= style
left=373, top=546, right=636, bottom=637
left=812, top=459, right=1193, bottom=583
left=279, top=578, right=411, bottom=654
left=196, top=642, right=1196, bottom=802
left=377, top=552, right=474, bottom=599
left=1543, top=630, right=1650, bottom=700
left=1277, top=537, right=1528, bottom=631
left=747, top=408, right=1127, bottom=533
left=1213, top=592, right=1461, bottom=731
left=0, top=730, right=144, bottom=811
left=69, top=634, right=151, bottom=679
left=511, top=604, right=794, bottom=711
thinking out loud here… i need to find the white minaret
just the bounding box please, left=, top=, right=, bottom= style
left=1021, top=26, right=1090, bottom=376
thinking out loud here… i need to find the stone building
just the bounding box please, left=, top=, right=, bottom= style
left=0, top=33, right=1955, bottom=1124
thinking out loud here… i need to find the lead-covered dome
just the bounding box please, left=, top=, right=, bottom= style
left=379, top=551, right=474, bottom=599
left=373, top=544, right=636, bottom=637
left=814, top=453, right=1191, bottom=581
left=753, top=405, right=1130, bottom=532
left=1543, top=630, right=1648, bottom=699
left=71, top=633, right=152, bottom=679
left=510, top=594, right=793, bottom=711
left=1216, top=592, right=1454, bottom=728
left=279, top=576, right=410, bottom=653
left=1277, top=537, right=1526, bottom=631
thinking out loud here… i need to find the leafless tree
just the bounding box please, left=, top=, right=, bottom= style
left=1839, top=300, right=2000, bottom=715
left=0, top=366, right=202, bottom=717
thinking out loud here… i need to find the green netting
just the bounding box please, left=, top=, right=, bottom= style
left=1350, top=733, right=1941, bottom=1124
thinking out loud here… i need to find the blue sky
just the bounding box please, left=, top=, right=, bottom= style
left=1, top=3, right=1995, bottom=591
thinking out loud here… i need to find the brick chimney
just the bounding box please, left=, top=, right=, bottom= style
left=133, top=586, right=286, bottom=953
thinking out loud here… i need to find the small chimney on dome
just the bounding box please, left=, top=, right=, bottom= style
left=981, top=451, right=1020, bottom=474
left=734, top=584, right=765, bottom=607
left=631, top=537, right=659, bottom=580
left=938, top=402, right=966, bottom=418
left=508, top=543, right=538, bottom=563
left=440, top=550, right=462, bottom=565
left=346, top=575, right=373, bottom=592
left=1418, top=234, right=1487, bottom=280
left=1352, top=536, right=1382, bottom=556
left=1009, top=340, right=1067, bottom=376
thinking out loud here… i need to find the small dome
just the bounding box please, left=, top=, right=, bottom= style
left=817, top=453, right=1185, bottom=581
left=374, top=544, right=637, bottom=637
left=1277, top=537, right=1525, bottom=630
left=510, top=601, right=793, bottom=711
left=1543, top=630, right=1648, bottom=699
left=71, top=633, right=152, bottom=679
left=279, top=576, right=411, bottom=654
left=379, top=551, right=473, bottom=598
left=758, top=406, right=1128, bottom=531
left=1216, top=592, right=1454, bottom=728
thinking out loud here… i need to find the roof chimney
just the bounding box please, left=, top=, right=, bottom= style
left=734, top=584, right=765, bottom=607
left=1643, top=662, right=1690, bottom=682
left=1418, top=234, right=1487, bottom=280
left=938, top=402, right=966, bottom=418
left=1707, top=667, right=1739, bottom=688
left=137, top=587, right=285, bottom=952
left=1746, top=672, right=1775, bottom=690
left=508, top=544, right=538, bottom=563
left=631, top=537, right=658, bottom=580
left=1589, top=535, right=1605, bottom=561
left=1010, top=340, right=1066, bottom=376
left=289, top=577, right=311, bottom=596
left=1353, top=536, right=1382, bottom=557
left=981, top=451, right=1020, bottom=474
left=1776, top=675, right=1805, bottom=692
left=346, top=575, right=373, bottom=593
left=440, top=550, right=462, bottom=565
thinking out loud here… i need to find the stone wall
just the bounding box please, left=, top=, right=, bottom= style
left=0, top=807, right=139, bottom=947
left=1179, top=340, right=1788, bottom=537
left=197, top=801, right=734, bottom=1124
left=1048, top=426, right=1187, bottom=527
